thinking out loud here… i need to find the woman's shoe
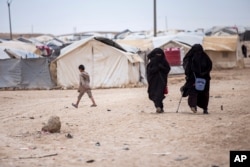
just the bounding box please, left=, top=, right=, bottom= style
left=191, top=107, right=197, bottom=113
left=203, top=110, right=209, bottom=114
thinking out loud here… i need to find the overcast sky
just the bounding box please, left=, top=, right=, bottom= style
left=0, top=0, right=249, bottom=35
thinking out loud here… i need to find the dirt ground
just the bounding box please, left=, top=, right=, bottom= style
left=0, top=68, right=250, bottom=167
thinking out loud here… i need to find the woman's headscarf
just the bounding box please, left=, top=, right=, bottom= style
left=147, top=48, right=165, bottom=60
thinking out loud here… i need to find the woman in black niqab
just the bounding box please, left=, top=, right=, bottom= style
left=182, top=44, right=212, bottom=114
left=146, top=48, right=171, bottom=113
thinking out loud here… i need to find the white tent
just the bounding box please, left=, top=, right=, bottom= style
left=35, top=35, right=54, bottom=43
left=116, top=38, right=153, bottom=52
left=51, top=37, right=144, bottom=89
left=203, top=35, right=244, bottom=69
left=153, top=32, right=204, bottom=48
left=158, top=40, right=191, bottom=74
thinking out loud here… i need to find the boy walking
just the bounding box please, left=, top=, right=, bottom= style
left=72, top=64, right=97, bottom=108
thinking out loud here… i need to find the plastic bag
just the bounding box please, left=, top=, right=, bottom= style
left=195, top=78, right=206, bottom=91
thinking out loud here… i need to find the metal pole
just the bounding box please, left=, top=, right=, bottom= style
left=7, top=0, right=13, bottom=40
left=153, top=0, right=157, bottom=37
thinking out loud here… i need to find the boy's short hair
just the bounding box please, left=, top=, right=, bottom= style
left=78, top=64, right=85, bottom=70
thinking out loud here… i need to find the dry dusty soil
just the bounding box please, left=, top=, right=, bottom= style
left=0, top=68, right=250, bottom=167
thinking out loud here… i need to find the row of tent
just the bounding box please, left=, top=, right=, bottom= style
left=0, top=28, right=249, bottom=90
left=0, top=36, right=145, bottom=90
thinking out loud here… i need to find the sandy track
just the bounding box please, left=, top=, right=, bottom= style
left=0, top=68, right=250, bottom=167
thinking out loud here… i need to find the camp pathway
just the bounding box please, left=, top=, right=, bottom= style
left=0, top=68, right=250, bottom=167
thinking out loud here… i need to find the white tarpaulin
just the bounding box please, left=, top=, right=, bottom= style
left=0, top=40, right=41, bottom=55
left=4, top=48, right=41, bottom=59
left=0, top=58, right=54, bottom=89
left=52, top=37, right=144, bottom=89
left=0, top=47, right=11, bottom=59
left=153, top=32, right=204, bottom=48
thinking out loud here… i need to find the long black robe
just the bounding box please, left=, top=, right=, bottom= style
left=182, top=44, right=212, bottom=110
left=146, top=48, right=171, bottom=109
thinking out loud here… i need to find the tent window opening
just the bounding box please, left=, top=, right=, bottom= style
left=222, top=52, right=229, bottom=58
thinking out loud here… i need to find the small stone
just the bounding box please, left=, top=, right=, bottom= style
left=175, top=156, right=188, bottom=161
left=86, top=159, right=95, bottom=163
left=41, top=116, right=61, bottom=133
left=215, top=95, right=222, bottom=98
left=65, top=133, right=73, bottom=139
left=123, top=147, right=129, bottom=150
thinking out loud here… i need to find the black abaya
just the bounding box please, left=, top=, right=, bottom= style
left=182, top=44, right=212, bottom=111
left=146, top=48, right=171, bottom=110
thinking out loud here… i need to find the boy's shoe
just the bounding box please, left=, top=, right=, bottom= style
left=72, top=103, right=78, bottom=108
left=91, top=104, right=97, bottom=107
left=191, top=107, right=197, bottom=113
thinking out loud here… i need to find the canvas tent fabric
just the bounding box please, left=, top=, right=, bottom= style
left=0, top=58, right=54, bottom=89
left=205, top=26, right=239, bottom=36
left=158, top=40, right=191, bottom=74
left=241, top=30, right=250, bottom=41
left=116, top=39, right=153, bottom=51
left=203, top=36, right=238, bottom=51
left=52, top=37, right=144, bottom=89
left=94, top=37, right=127, bottom=52
left=153, top=32, right=204, bottom=48
left=0, top=40, right=41, bottom=55
left=4, top=48, right=41, bottom=59
left=203, top=35, right=244, bottom=69
left=35, top=35, right=54, bottom=43
left=0, top=47, right=11, bottom=59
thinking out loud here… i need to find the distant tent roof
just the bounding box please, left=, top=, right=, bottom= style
left=116, top=39, right=153, bottom=51
left=57, top=36, right=143, bottom=63
left=0, top=47, right=11, bottom=59
left=153, top=32, right=203, bottom=48
left=203, top=35, right=239, bottom=51
left=17, top=37, right=33, bottom=44
left=46, top=38, right=64, bottom=47
left=123, top=31, right=150, bottom=40
left=4, top=48, right=41, bottom=59
left=205, top=26, right=238, bottom=36
left=94, top=37, right=127, bottom=52
left=118, top=43, right=140, bottom=53
left=159, top=40, right=191, bottom=52
left=0, top=40, right=41, bottom=55
left=35, top=35, right=54, bottom=43
left=242, top=30, right=250, bottom=41
left=114, top=29, right=132, bottom=39
left=60, top=36, right=129, bottom=58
